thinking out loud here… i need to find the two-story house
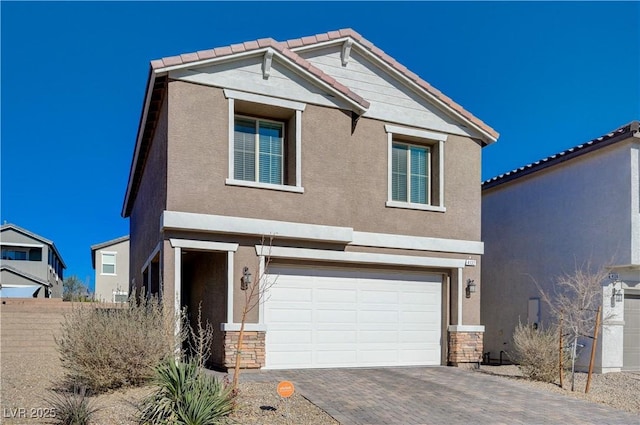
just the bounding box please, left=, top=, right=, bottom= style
left=482, top=121, right=640, bottom=372
left=122, top=29, right=498, bottom=370
left=0, top=223, right=66, bottom=298
left=91, top=235, right=130, bottom=303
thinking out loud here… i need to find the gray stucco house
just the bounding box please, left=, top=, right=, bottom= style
left=122, top=29, right=498, bottom=370
left=482, top=121, right=640, bottom=372
left=0, top=223, right=66, bottom=298
left=91, top=235, right=130, bottom=303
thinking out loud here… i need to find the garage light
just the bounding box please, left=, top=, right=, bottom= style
left=612, top=283, right=623, bottom=305
left=466, top=279, right=476, bottom=298
left=241, top=266, right=252, bottom=291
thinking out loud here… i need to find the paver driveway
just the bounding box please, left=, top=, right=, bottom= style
left=240, top=367, right=639, bottom=424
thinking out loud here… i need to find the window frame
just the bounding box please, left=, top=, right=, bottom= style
left=225, top=90, right=305, bottom=193
left=234, top=115, right=285, bottom=185
left=385, top=124, right=447, bottom=213
left=101, top=251, right=117, bottom=276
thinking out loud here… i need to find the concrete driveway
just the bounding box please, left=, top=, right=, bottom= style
left=240, top=367, right=638, bottom=424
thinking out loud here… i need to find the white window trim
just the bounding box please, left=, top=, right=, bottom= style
left=385, top=125, right=446, bottom=212
left=226, top=95, right=304, bottom=193
left=101, top=251, right=117, bottom=276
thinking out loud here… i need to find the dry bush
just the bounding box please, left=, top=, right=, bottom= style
left=56, top=293, right=183, bottom=392
left=511, top=322, right=568, bottom=383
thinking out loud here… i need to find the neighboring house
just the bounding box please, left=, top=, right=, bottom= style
left=91, top=236, right=130, bottom=303
left=0, top=223, right=66, bottom=298
left=122, top=29, right=499, bottom=370
left=482, top=121, right=640, bottom=372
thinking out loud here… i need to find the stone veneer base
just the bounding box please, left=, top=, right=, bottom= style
left=448, top=331, right=483, bottom=366
left=223, top=330, right=265, bottom=369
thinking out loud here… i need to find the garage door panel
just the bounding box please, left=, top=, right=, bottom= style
left=623, top=295, right=639, bottom=371
left=264, top=266, right=442, bottom=369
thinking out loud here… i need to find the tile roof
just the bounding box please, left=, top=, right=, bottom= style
left=483, top=120, right=640, bottom=190
left=147, top=28, right=497, bottom=140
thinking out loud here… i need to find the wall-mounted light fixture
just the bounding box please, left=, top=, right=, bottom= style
left=612, top=282, right=624, bottom=306
left=241, top=266, right=252, bottom=291
left=466, top=279, right=476, bottom=298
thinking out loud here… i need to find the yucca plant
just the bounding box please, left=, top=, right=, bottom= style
left=46, top=386, right=99, bottom=425
left=138, top=359, right=234, bottom=425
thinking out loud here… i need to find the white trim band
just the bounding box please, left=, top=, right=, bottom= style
left=169, top=239, right=239, bottom=252
left=223, top=89, right=306, bottom=111
left=386, top=201, right=447, bottom=213
left=385, top=124, right=448, bottom=142
left=0, top=242, right=45, bottom=248
left=352, top=232, right=483, bottom=255
left=448, top=325, right=485, bottom=332
left=162, top=211, right=353, bottom=243
left=221, top=323, right=267, bottom=332
left=225, top=179, right=304, bottom=193
left=255, top=245, right=467, bottom=269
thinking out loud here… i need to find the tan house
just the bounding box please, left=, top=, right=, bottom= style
left=91, top=236, right=130, bottom=303
left=0, top=223, right=66, bottom=298
left=122, top=29, right=498, bottom=370
left=482, top=121, right=640, bottom=372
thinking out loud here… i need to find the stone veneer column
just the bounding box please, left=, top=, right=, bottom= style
left=223, top=331, right=266, bottom=369
left=448, top=325, right=484, bottom=366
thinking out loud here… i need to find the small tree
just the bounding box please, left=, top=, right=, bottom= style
left=538, top=262, right=610, bottom=390
left=231, top=236, right=277, bottom=392
left=63, top=275, right=89, bottom=301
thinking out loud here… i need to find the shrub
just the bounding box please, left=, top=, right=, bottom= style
left=511, top=322, right=568, bottom=383
left=55, top=292, right=181, bottom=392
left=46, top=386, right=99, bottom=425
left=138, top=359, right=234, bottom=425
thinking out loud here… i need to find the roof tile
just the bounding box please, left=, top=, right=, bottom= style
left=196, top=49, right=217, bottom=60
left=327, top=30, right=342, bottom=39
left=230, top=43, right=246, bottom=53
left=339, top=28, right=358, bottom=38
left=316, top=33, right=329, bottom=42
left=150, top=59, right=165, bottom=69
left=213, top=46, right=233, bottom=57
left=180, top=52, right=199, bottom=63
left=162, top=55, right=183, bottom=67
left=257, top=38, right=275, bottom=48
left=301, top=36, right=318, bottom=45
left=287, top=38, right=304, bottom=48
left=243, top=40, right=259, bottom=50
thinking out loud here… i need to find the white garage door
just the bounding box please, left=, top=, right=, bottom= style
left=623, top=294, right=640, bottom=371
left=264, top=265, right=442, bottom=369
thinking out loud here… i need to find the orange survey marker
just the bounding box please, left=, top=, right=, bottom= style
left=277, top=380, right=295, bottom=398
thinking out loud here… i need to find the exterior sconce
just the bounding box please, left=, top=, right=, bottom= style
left=610, top=273, right=623, bottom=306
left=241, top=266, right=252, bottom=291
left=466, top=279, right=476, bottom=298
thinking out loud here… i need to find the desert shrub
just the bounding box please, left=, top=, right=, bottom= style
left=56, top=292, right=181, bottom=392
left=138, top=359, right=234, bottom=425
left=511, top=322, right=568, bottom=383
left=46, top=386, right=99, bottom=425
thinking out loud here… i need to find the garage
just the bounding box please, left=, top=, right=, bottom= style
left=264, top=265, right=443, bottom=369
left=623, top=294, right=640, bottom=371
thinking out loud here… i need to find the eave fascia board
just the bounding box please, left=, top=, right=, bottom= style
left=161, top=211, right=354, bottom=244
left=122, top=68, right=157, bottom=217
left=292, top=38, right=497, bottom=144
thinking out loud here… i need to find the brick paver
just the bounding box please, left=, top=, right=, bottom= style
left=239, top=367, right=639, bottom=424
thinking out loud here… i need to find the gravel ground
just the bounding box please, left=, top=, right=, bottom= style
left=476, top=364, right=640, bottom=414
left=2, top=351, right=638, bottom=424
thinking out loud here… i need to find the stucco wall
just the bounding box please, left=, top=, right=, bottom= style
left=94, top=239, right=130, bottom=302
left=165, top=81, right=482, bottom=242
left=129, top=95, right=168, bottom=296
left=482, top=140, right=635, bottom=363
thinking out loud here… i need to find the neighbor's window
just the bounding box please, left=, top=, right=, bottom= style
left=101, top=252, right=116, bottom=275
left=1, top=247, right=42, bottom=261
left=234, top=117, right=284, bottom=185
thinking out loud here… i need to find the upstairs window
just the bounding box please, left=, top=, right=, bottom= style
left=385, top=125, right=447, bottom=212
left=1, top=247, right=42, bottom=261
left=234, top=117, right=284, bottom=185
left=101, top=252, right=116, bottom=275
left=225, top=89, right=304, bottom=193
left=392, top=143, right=430, bottom=204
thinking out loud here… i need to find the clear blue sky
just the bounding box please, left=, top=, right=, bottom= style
left=2, top=2, right=638, bottom=292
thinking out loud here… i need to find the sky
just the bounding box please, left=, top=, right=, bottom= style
left=1, top=2, right=639, bottom=292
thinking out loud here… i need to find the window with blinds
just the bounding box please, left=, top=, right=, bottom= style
left=392, top=142, right=430, bottom=204
left=234, top=116, right=284, bottom=185
left=101, top=252, right=116, bottom=275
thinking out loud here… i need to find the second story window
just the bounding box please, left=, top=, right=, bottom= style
left=101, top=252, right=116, bottom=275
left=1, top=246, right=42, bottom=261
left=234, top=117, right=284, bottom=185
left=392, top=143, right=430, bottom=204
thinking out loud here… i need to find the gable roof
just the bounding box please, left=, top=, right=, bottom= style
left=122, top=28, right=499, bottom=217
left=0, top=265, right=51, bottom=287
left=90, top=235, right=129, bottom=269
left=483, top=120, right=640, bottom=190
left=0, top=223, right=67, bottom=268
